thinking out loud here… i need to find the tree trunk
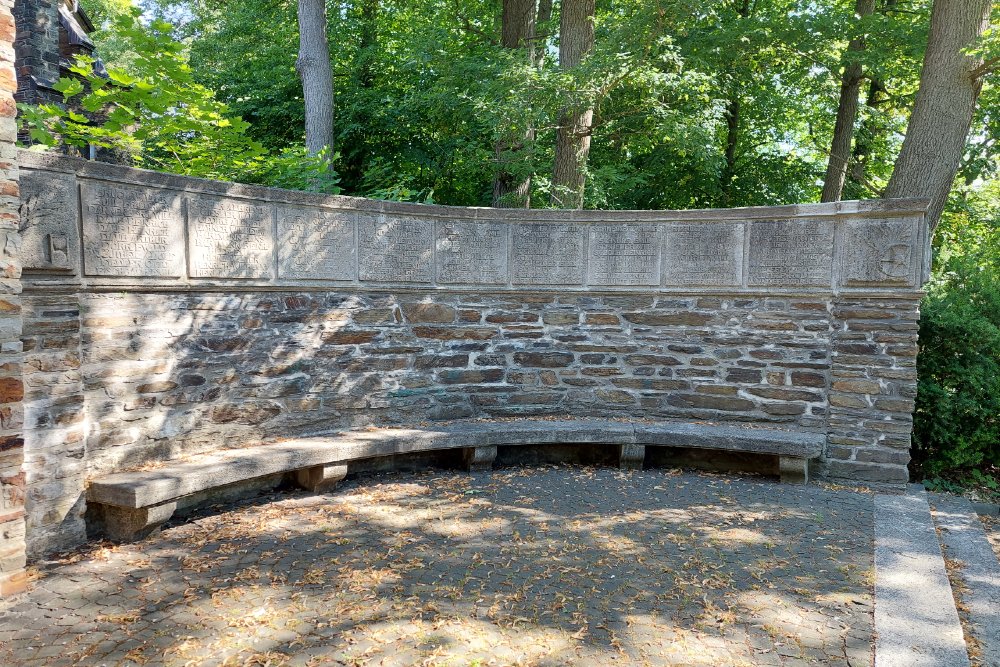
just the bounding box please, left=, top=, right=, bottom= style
left=296, top=0, right=335, bottom=157
left=820, top=0, right=876, bottom=203
left=845, top=78, right=886, bottom=198
left=492, top=0, right=536, bottom=208
left=884, top=0, right=992, bottom=230
left=358, top=0, right=378, bottom=90
left=720, top=0, right=751, bottom=205
left=551, top=0, right=595, bottom=209
left=534, top=0, right=553, bottom=68
left=720, top=97, right=740, bottom=203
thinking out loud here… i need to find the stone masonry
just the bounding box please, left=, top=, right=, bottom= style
left=15, top=150, right=929, bottom=560
left=0, top=0, right=25, bottom=599
left=12, top=0, right=59, bottom=108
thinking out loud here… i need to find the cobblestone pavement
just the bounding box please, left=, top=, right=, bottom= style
left=0, top=468, right=876, bottom=666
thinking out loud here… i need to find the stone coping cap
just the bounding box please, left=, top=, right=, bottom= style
left=87, top=419, right=825, bottom=509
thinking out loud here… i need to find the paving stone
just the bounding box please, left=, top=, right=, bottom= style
left=0, top=468, right=878, bottom=666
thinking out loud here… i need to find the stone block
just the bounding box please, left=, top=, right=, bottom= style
left=511, top=224, right=584, bottom=285
left=463, top=445, right=496, bottom=473
left=188, top=195, right=273, bottom=279
left=277, top=206, right=355, bottom=280
left=587, top=224, right=660, bottom=286
left=436, top=220, right=508, bottom=284
left=618, top=443, right=645, bottom=470
left=100, top=501, right=176, bottom=542
left=662, top=222, right=743, bottom=286
left=779, top=456, right=808, bottom=484
left=295, top=463, right=348, bottom=493
left=19, top=169, right=78, bottom=273
left=81, top=181, right=185, bottom=278
left=841, top=217, right=919, bottom=287
left=358, top=214, right=433, bottom=283
left=748, top=219, right=833, bottom=287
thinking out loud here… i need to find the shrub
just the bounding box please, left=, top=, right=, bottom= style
left=912, top=217, right=1000, bottom=476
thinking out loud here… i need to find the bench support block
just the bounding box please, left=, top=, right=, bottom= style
left=101, top=502, right=177, bottom=542
left=619, top=443, right=645, bottom=471
left=296, top=464, right=348, bottom=493
left=463, top=445, right=497, bottom=473
left=779, top=457, right=809, bottom=484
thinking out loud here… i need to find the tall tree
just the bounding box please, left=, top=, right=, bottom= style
left=551, top=0, right=595, bottom=209
left=820, top=0, right=876, bottom=202
left=884, top=0, right=994, bottom=229
left=492, top=0, right=536, bottom=208
left=296, top=0, right=335, bottom=157
left=720, top=0, right=751, bottom=204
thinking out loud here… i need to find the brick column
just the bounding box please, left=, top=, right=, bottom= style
left=0, top=0, right=26, bottom=597
left=12, top=0, right=59, bottom=105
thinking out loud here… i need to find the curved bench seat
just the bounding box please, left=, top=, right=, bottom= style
left=87, top=419, right=824, bottom=541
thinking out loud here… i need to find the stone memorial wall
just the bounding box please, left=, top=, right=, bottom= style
left=16, top=150, right=930, bottom=558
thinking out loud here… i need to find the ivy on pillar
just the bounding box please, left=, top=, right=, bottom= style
left=0, top=0, right=25, bottom=598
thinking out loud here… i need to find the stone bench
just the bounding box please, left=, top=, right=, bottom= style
left=86, top=419, right=825, bottom=541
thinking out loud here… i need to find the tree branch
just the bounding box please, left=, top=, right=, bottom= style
left=452, top=1, right=499, bottom=46
left=970, top=56, right=999, bottom=81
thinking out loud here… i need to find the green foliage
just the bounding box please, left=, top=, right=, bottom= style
left=11, top=0, right=999, bottom=482
left=18, top=7, right=338, bottom=192
left=913, top=186, right=1000, bottom=476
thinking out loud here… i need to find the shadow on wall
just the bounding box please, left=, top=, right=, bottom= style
left=15, top=152, right=926, bottom=557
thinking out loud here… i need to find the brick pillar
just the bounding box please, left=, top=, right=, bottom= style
left=0, top=0, right=26, bottom=597
left=12, top=0, right=59, bottom=106
left=823, top=297, right=921, bottom=487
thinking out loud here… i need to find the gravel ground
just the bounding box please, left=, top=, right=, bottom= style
left=0, top=467, right=876, bottom=666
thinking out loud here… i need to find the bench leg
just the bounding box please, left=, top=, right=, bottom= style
left=463, top=445, right=497, bottom=473
left=779, top=457, right=809, bottom=484
left=101, top=502, right=177, bottom=542
left=296, top=464, right=348, bottom=493
left=619, top=443, right=645, bottom=471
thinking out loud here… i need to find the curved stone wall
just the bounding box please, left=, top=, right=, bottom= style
left=17, top=150, right=929, bottom=557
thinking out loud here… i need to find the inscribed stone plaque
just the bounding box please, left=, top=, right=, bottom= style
left=511, top=224, right=584, bottom=286
left=277, top=206, right=356, bottom=281
left=436, top=220, right=508, bottom=284
left=189, top=196, right=273, bottom=279
left=81, top=181, right=185, bottom=278
left=20, top=170, right=79, bottom=273
left=842, top=217, right=917, bottom=287
left=357, top=214, right=434, bottom=283
left=748, top=219, right=833, bottom=287
left=662, top=223, right=743, bottom=287
left=588, top=224, right=660, bottom=286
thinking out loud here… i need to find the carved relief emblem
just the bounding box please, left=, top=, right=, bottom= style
left=843, top=219, right=915, bottom=286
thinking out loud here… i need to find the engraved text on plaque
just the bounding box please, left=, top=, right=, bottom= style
left=436, top=220, right=508, bottom=284
left=82, top=182, right=184, bottom=278
left=662, top=223, right=743, bottom=286
left=189, top=196, right=273, bottom=279
left=277, top=206, right=356, bottom=281
left=588, top=224, right=660, bottom=286
left=357, top=215, right=434, bottom=283
left=512, top=224, right=584, bottom=285
left=748, top=219, right=832, bottom=286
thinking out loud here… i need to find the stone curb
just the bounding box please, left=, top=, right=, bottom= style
left=972, top=502, right=1000, bottom=518
left=930, top=493, right=1000, bottom=667
left=874, top=485, right=970, bottom=667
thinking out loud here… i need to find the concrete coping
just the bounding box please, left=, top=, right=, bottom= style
left=86, top=419, right=825, bottom=510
